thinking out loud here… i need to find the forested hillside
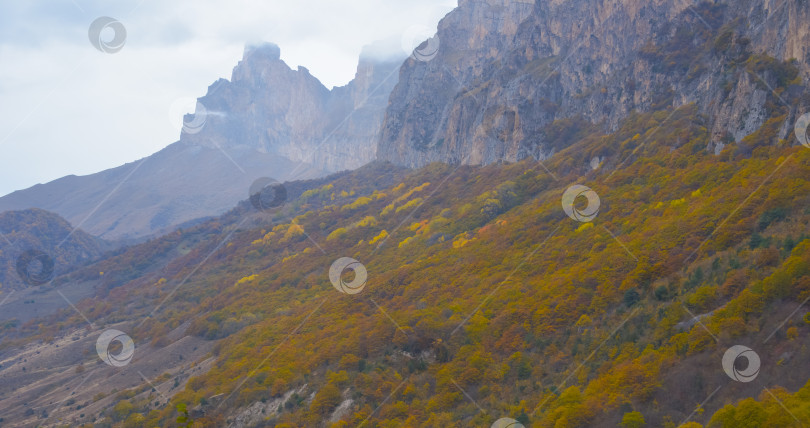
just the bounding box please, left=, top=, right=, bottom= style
left=2, top=0, right=810, bottom=426
left=2, top=73, right=809, bottom=426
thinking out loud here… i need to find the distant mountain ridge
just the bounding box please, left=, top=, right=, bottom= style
left=0, top=43, right=405, bottom=240
left=0, top=208, right=106, bottom=291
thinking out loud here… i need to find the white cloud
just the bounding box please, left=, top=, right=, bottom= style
left=0, top=0, right=456, bottom=196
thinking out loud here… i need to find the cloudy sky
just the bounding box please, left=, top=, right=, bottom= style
left=0, top=0, right=456, bottom=196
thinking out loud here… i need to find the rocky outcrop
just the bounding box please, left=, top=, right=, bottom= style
left=377, top=0, right=810, bottom=168
left=182, top=43, right=405, bottom=173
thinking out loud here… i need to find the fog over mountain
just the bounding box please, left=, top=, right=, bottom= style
left=0, top=42, right=403, bottom=240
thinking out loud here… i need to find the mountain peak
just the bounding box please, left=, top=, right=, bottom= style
left=182, top=41, right=403, bottom=173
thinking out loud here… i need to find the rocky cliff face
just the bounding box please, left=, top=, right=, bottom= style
left=182, top=43, right=404, bottom=173
left=377, top=0, right=810, bottom=168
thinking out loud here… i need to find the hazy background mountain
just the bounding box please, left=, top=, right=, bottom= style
left=0, top=208, right=107, bottom=291
left=182, top=42, right=405, bottom=173
left=0, top=42, right=404, bottom=241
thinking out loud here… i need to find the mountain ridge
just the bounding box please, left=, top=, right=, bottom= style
left=377, top=0, right=810, bottom=168
left=0, top=208, right=107, bottom=291
left=0, top=42, right=405, bottom=240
